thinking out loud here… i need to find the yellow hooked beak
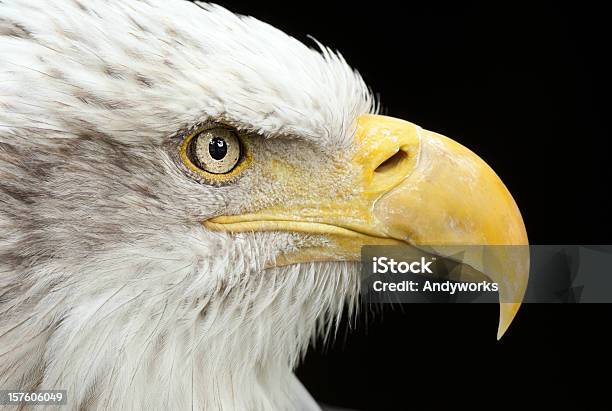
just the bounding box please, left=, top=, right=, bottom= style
left=205, top=114, right=529, bottom=339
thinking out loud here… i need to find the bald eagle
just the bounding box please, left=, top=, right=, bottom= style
left=0, top=1, right=528, bottom=409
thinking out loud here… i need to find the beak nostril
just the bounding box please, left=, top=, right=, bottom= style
left=374, top=149, right=408, bottom=174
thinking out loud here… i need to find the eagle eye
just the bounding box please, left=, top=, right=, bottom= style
left=180, top=125, right=251, bottom=183
left=191, top=128, right=240, bottom=174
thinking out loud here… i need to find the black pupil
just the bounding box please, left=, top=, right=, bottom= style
left=209, top=137, right=228, bottom=160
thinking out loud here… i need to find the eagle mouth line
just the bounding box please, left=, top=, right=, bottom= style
left=203, top=218, right=494, bottom=283
left=203, top=218, right=498, bottom=284
left=203, top=218, right=405, bottom=245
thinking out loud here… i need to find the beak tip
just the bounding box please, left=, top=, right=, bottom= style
left=497, top=320, right=508, bottom=340
left=497, top=302, right=522, bottom=340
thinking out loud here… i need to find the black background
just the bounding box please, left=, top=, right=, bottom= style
left=205, top=1, right=610, bottom=409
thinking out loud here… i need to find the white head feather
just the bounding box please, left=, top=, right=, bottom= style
left=0, top=1, right=375, bottom=409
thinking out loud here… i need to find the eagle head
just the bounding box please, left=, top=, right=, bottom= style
left=0, top=1, right=528, bottom=409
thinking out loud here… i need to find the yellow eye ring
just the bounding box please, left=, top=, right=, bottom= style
left=180, top=125, right=252, bottom=183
